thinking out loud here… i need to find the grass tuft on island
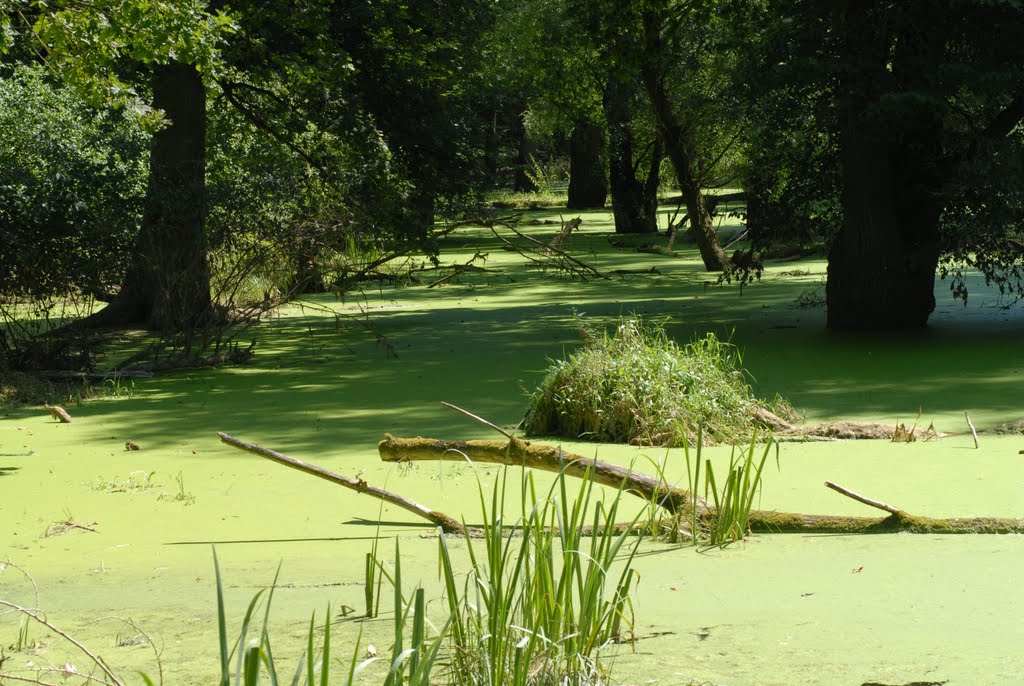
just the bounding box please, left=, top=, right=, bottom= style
left=525, top=314, right=796, bottom=447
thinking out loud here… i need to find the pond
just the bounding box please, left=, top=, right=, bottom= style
left=2, top=208, right=1022, bottom=685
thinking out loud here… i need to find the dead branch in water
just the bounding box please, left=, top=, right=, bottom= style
left=965, top=411, right=980, bottom=448
left=218, top=432, right=465, bottom=534
left=455, top=216, right=606, bottom=281
left=218, top=432, right=1024, bottom=537
left=379, top=435, right=1024, bottom=535
left=825, top=480, right=903, bottom=514
left=378, top=434, right=694, bottom=513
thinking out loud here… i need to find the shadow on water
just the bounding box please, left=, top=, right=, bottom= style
left=64, top=238, right=1022, bottom=464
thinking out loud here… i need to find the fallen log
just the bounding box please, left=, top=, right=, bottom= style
left=377, top=433, right=694, bottom=513
left=379, top=434, right=1024, bottom=535
left=220, top=432, right=1024, bottom=537
left=745, top=511, right=1024, bottom=534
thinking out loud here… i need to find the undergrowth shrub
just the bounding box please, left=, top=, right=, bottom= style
left=526, top=315, right=789, bottom=446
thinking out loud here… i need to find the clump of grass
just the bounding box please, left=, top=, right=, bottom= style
left=158, top=471, right=195, bottom=505
left=0, top=369, right=89, bottom=408
left=213, top=542, right=444, bottom=686
left=684, top=428, right=776, bottom=547
left=526, top=314, right=785, bottom=446
left=439, top=465, right=640, bottom=686
left=487, top=190, right=569, bottom=210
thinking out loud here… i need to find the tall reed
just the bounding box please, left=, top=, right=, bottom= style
left=682, top=427, right=777, bottom=547
left=439, top=465, right=641, bottom=686
left=213, top=542, right=443, bottom=686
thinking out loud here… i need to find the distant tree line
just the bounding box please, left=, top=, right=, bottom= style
left=0, top=0, right=1021, bottom=363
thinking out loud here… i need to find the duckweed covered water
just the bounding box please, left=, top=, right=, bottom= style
left=1, top=208, right=1022, bottom=685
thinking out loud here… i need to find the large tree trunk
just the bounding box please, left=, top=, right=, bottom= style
left=411, top=188, right=436, bottom=228
left=566, top=118, right=608, bottom=209
left=826, top=6, right=943, bottom=329
left=603, top=75, right=660, bottom=234
left=639, top=9, right=729, bottom=271
left=95, top=63, right=211, bottom=332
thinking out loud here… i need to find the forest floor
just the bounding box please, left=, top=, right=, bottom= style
left=1, top=206, right=1022, bottom=685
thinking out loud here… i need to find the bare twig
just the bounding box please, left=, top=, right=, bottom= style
left=440, top=402, right=515, bottom=440
left=0, top=600, right=125, bottom=686
left=426, top=252, right=489, bottom=288
left=824, top=481, right=903, bottom=515
left=218, top=432, right=465, bottom=533
left=461, top=216, right=606, bottom=281
left=965, top=411, right=980, bottom=449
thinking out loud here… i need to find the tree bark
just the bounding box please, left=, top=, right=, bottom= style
left=604, top=75, right=660, bottom=234
left=826, top=5, right=943, bottom=329
left=378, top=434, right=694, bottom=512
left=566, top=118, right=608, bottom=209
left=512, top=105, right=538, bottom=193
left=91, top=63, right=212, bottom=332
left=411, top=188, right=436, bottom=228
left=639, top=9, right=729, bottom=271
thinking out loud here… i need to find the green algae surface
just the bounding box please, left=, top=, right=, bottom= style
left=2, top=209, right=1023, bottom=685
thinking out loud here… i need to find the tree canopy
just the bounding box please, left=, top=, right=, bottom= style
left=1, top=0, right=1022, bottom=368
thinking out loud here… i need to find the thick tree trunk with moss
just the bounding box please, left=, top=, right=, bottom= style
left=567, top=118, right=607, bottom=209
left=604, top=75, right=660, bottom=234
left=826, top=4, right=944, bottom=330
left=639, top=10, right=729, bottom=271
left=92, top=63, right=212, bottom=332
left=827, top=122, right=941, bottom=329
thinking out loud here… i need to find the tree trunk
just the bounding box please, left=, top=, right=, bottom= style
left=97, top=63, right=211, bottom=332
left=411, top=188, right=436, bottom=228
left=566, top=118, right=608, bottom=209
left=293, top=236, right=325, bottom=294
left=826, top=6, right=943, bottom=329
left=639, top=9, right=729, bottom=271
left=604, top=75, right=659, bottom=234
left=512, top=105, right=538, bottom=193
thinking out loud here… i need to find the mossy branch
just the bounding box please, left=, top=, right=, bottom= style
left=377, top=433, right=695, bottom=513
left=218, top=432, right=1024, bottom=537
left=379, top=434, right=1024, bottom=535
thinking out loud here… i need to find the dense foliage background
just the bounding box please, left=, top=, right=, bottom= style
left=1, top=0, right=1022, bottom=368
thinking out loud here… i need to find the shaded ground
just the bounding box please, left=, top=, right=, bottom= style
left=1, top=207, right=1022, bottom=685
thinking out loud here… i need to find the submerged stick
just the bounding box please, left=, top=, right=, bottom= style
left=378, top=434, right=694, bottom=513
left=824, top=481, right=903, bottom=515
left=218, top=432, right=465, bottom=534
left=441, top=401, right=515, bottom=440
left=966, top=411, right=980, bottom=448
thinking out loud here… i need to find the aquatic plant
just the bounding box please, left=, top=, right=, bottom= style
left=439, top=465, right=640, bottom=686
left=526, top=314, right=791, bottom=446
left=684, top=428, right=776, bottom=547
left=213, top=541, right=444, bottom=686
